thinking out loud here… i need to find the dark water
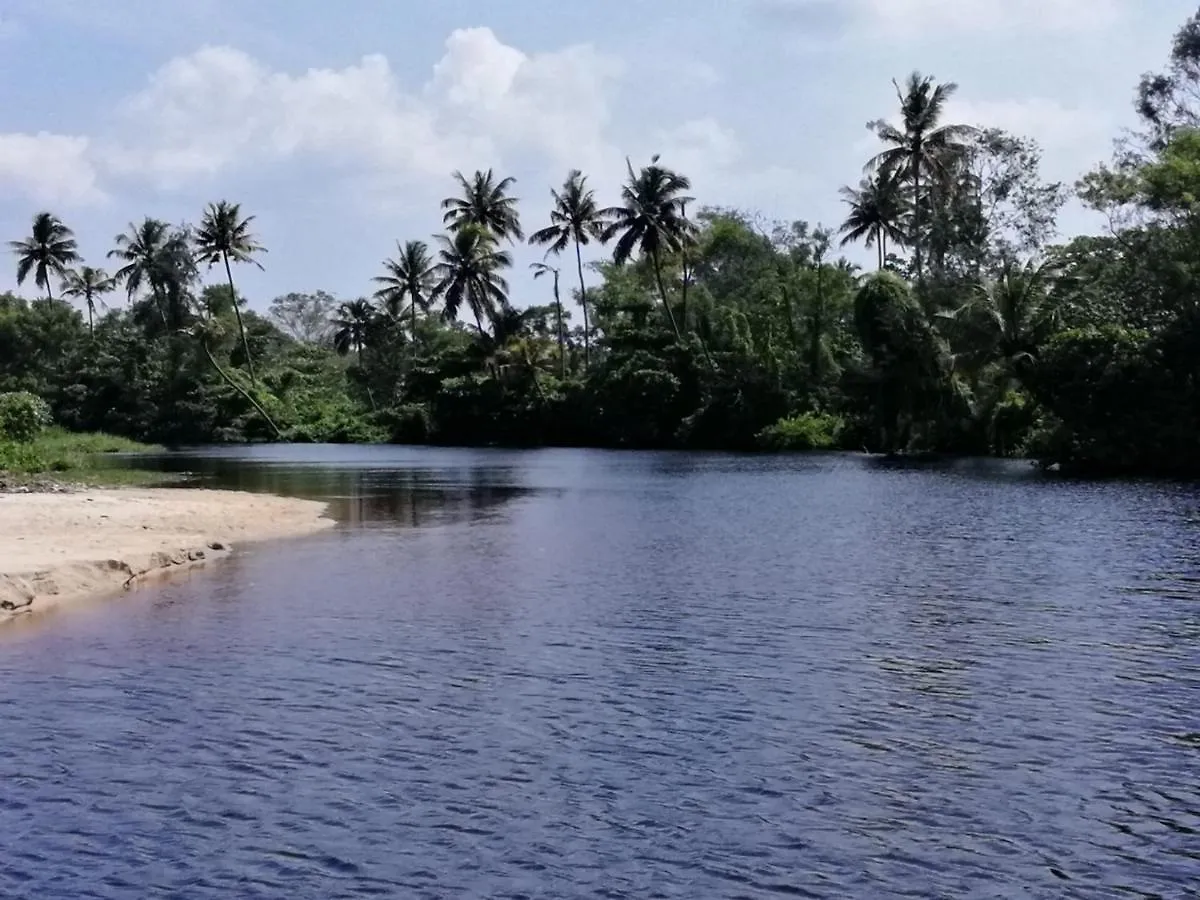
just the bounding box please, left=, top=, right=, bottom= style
left=3, top=447, right=1200, bottom=899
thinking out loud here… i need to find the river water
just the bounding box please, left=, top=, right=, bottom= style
left=2, top=447, right=1199, bottom=898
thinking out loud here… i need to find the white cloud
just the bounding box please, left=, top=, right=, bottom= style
left=0, top=132, right=104, bottom=206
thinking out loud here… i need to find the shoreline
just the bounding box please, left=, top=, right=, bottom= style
left=0, top=487, right=334, bottom=623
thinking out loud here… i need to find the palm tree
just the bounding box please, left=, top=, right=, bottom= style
left=332, top=298, right=377, bottom=362
left=868, top=72, right=975, bottom=284
left=441, top=169, right=523, bottom=242
left=602, top=156, right=695, bottom=340
left=839, top=174, right=909, bottom=269
left=109, top=217, right=170, bottom=313
left=194, top=201, right=266, bottom=384
left=433, top=225, right=512, bottom=337
left=60, top=266, right=116, bottom=335
left=530, top=261, right=566, bottom=377
left=10, top=212, right=80, bottom=300
left=373, top=240, right=437, bottom=362
left=529, top=170, right=610, bottom=370
left=940, top=259, right=1061, bottom=383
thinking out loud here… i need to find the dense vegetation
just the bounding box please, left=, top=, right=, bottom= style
left=6, top=12, right=1200, bottom=474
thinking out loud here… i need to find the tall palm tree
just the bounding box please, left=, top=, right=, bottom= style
left=373, top=239, right=437, bottom=362
left=332, top=298, right=377, bottom=362
left=838, top=174, right=909, bottom=269
left=60, top=266, right=116, bottom=335
left=109, top=217, right=170, bottom=309
left=10, top=212, right=80, bottom=300
left=868, top=72, right=974, bottom=284
left=602, top=156, right=695, bottom=340
left=433, top=225, right=512, bottom=337
left=529, top=170, right=610, bottom=370
left=194, top=201, right=266, bottom=384
left=441, top=169, right=523, bottom=242
left=530, top=261, right=566, bottom=377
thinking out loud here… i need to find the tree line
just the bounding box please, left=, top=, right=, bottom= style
left=5, top=7, right=1200, bottom=474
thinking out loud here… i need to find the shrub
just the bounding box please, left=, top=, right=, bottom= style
left=0, top=391, right=52, bottom=442
left=756, top=412, right=845, bottom=451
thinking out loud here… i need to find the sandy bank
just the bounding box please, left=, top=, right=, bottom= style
left=0, top=488, right=333, bottom=622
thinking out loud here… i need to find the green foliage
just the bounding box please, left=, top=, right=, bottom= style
left=0, top=427, right=156, bottom=477
left=0, top=391, right=52, bottom=442
left=757, top=412, right=845, bottom=451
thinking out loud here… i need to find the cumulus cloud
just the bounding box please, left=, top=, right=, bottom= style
left=0, top=133, right=104, bottom=205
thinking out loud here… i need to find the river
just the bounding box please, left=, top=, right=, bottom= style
left=2, top=447, right=1199, bottom=898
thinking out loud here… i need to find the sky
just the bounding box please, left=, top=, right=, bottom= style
left=0, top=0, right=1195, bottom=313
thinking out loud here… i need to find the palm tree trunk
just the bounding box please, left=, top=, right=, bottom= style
left=913, top=164, right=923, bottom=286
left=574, top=240, right=590, bottom=371
left=473, top=308, right=488, bottom=339
left=223, top=252, right=257, bottom=386
left=553, top=275, right=565, bottom=378
left=87, top=301, right=94, bottom=337
left=201, top=339, right=282, bottom=439
left=411, top=301, right=419, bottom=369
left=811, top=264, right=823, bottom=381
left=648, top=246, right=683, bottom=341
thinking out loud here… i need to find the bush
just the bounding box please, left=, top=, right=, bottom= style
left=756, top=412, right=845, bottom=451
left=0, top=391, right=52, bottom=442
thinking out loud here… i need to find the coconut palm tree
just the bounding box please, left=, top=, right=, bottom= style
left=194, top=201, right=266, bottom=384
left=602, top=156, right=695, bottom=340
left=868, top=72, right=975, bottom=284
left=838, top=174, right=909, bottom=269
left=939, top=259, right=1062, bottom=383
left=530, top=260, right=566, bottom=377
left=109, top=217, right=171, bottom=312
left=528, top=170, right=611, bottom=369
left=332, top=298, right=377, bottom=362
left=60, top=266, right=116, bottom=335
left=433, top=225, right=512, bottom=337
left=441, top=169, right=523, bottom=242
left=10, top=212, right=80, bottom=300
left=373, top=239, right=437, bottom=362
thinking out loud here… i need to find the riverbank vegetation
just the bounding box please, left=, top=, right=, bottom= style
left=5, top=10, right=1200, bottom=475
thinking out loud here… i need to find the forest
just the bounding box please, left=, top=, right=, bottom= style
left=4, top=9, right=1200, bottom=475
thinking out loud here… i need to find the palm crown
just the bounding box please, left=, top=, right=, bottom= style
left=433, top=224, right=512, bottom=336
left=10, top=212, right=80, bottom=300
left=442, top=169, right=523, bottom=242
left=60, top=265, right=116, bottom=334
left=839, top=174, right=909, bottom=269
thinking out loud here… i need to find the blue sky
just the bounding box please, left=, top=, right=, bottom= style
left=0, top=0, right=1194, bottom=312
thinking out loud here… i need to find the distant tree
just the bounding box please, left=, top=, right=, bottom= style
left=332, top=298, right=376, bottom=361
left=267, top=291, right=338, bottom=344
left=529, top=170, right=611, bottom=369
left=838, top=174, right=908, bottom=269
left=195, top=201, right=266, bottom=384
left=10, top=212, right=80, bottom=300
left=373, top=240, right=438, bottom=362
left=603, top=156, right=696, bottom=340
left=868, top=72, right=975, bottom=284
left=60, top=266, right=116, bottom=335
left=530, top=261, right=566, bottom=376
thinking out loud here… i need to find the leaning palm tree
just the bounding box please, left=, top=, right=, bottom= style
left=332, top=298, right=377, bottom=362
left=602, top=156, right=695, bottom=340
left=528, top=170, right=610, bottom=370
left=10, top=212, right=80, bottom=300
left=838, top=174, right=909, bottom=269
left=433, top=225, right=512, bottom=338
left=194, top=201, right=266, bottom=384
left=372, top=239, right=437, bottom=363
left=60, top=266, right=116, bottom=335
left=868, top=72, right=975, bottom=284
left=441, top=169, right=523, bottom=242
left=530, top=261, right=566, bottom=377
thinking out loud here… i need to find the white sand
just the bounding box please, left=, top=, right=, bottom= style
left=0, top=488, right=333, bottom=621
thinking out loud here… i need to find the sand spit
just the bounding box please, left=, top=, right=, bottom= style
left=0, top=488, right=333, bottom=622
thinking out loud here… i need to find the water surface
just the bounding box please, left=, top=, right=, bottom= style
left=2, top=447, right=1199, bottom=898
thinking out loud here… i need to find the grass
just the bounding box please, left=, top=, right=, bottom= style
left=0, top=427, right=176, bottom=486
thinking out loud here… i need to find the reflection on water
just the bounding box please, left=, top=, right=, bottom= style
left=2, top=446, right=1200, bottom=898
